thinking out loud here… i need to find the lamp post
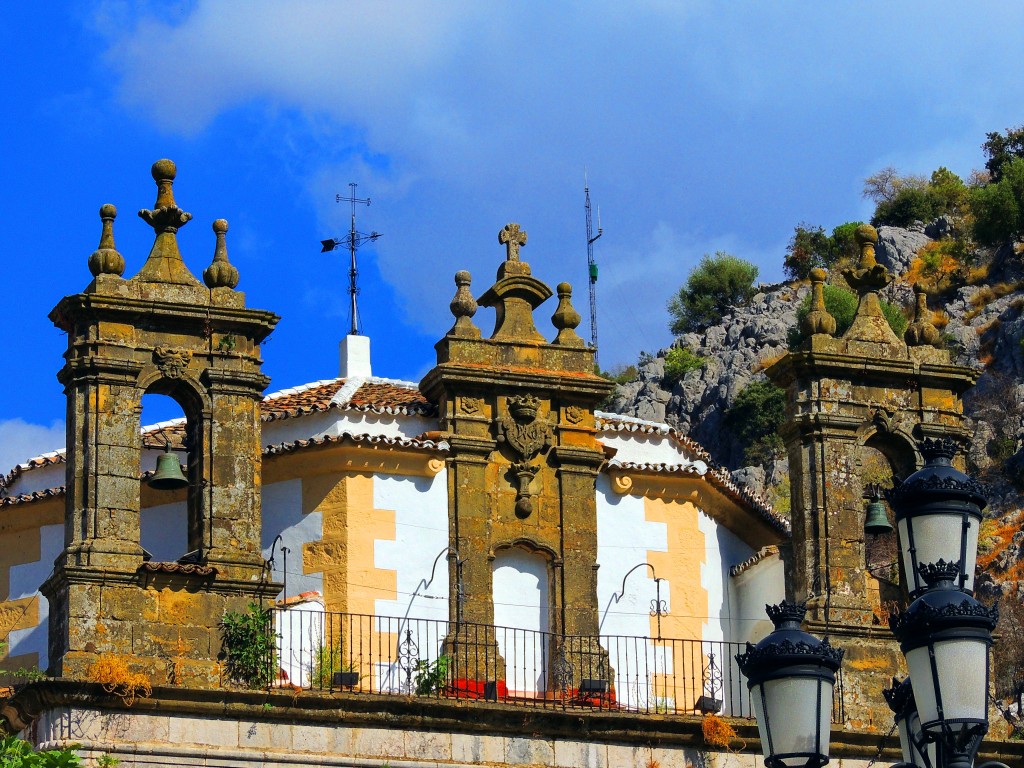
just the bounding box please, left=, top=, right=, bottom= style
left=737, top=439, right=1009, bottom=768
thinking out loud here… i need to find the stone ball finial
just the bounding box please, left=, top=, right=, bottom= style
left=551, top=281, right=584, bottom=346
left=88, top=203, right=126, bottom=277
left=203, top=218, right=240, bottom=289
left=801, top=266, right=836, bottom=338
left=906, top=282, right=940, bottom=347
left=152, top=159, right=177, bottom=181
left=854, top=223, right=878, bottom=246
left=447, top=269, right=481, bottom=339
left=139, top=158, right=191, bottom=234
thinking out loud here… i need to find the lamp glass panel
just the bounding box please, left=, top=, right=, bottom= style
left=751, top=683, right=771, bottom=760
left=899, top=513, right=977, bottom=591
left=760, top=676, right=831, bottom=766
left=911, top=711, right=938, bottom=768
left=907, top=638, right=988, bottom=729
left=895, top=718, right=913, bottom=765
left=906, top=645, right=939, bottom=725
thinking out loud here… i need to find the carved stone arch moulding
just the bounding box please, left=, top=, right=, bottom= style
left=490, top=538, right=559, bottom=563
left=858, top=425, right=920, bottom=480
left=136, top=364, right=209, bottom=419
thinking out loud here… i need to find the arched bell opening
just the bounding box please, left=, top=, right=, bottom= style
left=139, top=379, right=206, bottom=564
left=858, top=431, right=916, bottom=616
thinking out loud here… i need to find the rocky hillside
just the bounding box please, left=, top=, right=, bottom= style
left=610, top=223, right=1024, bottom=588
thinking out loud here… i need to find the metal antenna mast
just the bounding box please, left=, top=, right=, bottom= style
left=584, top=172, right=603, bottom=368
left=320, top=183, right=381, bottom=335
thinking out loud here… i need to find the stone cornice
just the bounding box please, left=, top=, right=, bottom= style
left=766, top=349, right=979, bottom=394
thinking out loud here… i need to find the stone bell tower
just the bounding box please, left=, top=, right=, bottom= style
left=41, top=160, right=279, bottom=684
left=420, top=223, right=614, bottom=692
left=765, top=225, right=979, bottom=727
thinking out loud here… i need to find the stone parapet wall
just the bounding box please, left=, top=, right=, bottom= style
left=11, top=683, right=1023, bottom=768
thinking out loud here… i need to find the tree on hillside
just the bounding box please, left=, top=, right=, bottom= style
left=783, top=222, right=862, bottom=280
left=667, top=252, right=758, bottom=335
left=864, top=166, right=969, bottom=228
left=724, top=380, right=787, bottom=465
left=971, top=156, right=1024, bottom=246
left=983, top=125, right=1024, bottom=182
left=862, top=166, right=928, bottom=205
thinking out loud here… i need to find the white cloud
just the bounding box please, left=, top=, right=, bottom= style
left=0, top=420, right=66, bottom=476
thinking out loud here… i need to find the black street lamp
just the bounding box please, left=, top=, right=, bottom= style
left=736, top=602, right=844, bottom=768
left=740, top=438, right=1008, bottom=768
left=886, top=438, right=986, bottom=596
left=889, top=561, right=998, bottom=768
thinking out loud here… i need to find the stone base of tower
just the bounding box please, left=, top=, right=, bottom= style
left=805, top=620, right=906, bottom=732
left=41, top=565, right=280, bottom=687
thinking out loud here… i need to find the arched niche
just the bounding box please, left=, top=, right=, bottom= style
left=491, top=544, right=552, bottom=694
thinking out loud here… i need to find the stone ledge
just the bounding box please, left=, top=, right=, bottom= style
left=4, top=680, right=1022, bottom=765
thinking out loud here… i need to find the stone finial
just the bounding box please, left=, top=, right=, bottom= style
left=843, top=224, right=892, bottom=294
left=840, top=223, right=900, bottom=345
left=203, top=219, right=240, bottom=289
left=905, top=283, right=940, bottom=347
left=132, top=160, right=202, bottom=286
left=551, top=282, right=585, bottom=346
left=138, top=159, right=193, bottom=234
left=800, top=268, right=836, bottom=338
left=88, top=204, right=125, bottom=277
left=447, top=270, right=481, bottom=338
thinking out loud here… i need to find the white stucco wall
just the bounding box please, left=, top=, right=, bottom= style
left=261, top=407, right=435, bottom=448
left=493, top=548, right=549, bottom=694
left=262, top=478, right=322, bottom=600
left=5, top=462, right=65, bottom=496
left=6, top=523, right=63, bottom=669
left=140, top=500, right=188, bottom=563
left=730, top=552, right=785, bottom=646
left=372, top=471, right=449, bottom=625
left=595, top=475, right=668, bottom=639
left=698, top=513, right=755, bottom=645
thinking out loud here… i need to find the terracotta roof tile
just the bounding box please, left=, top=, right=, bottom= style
left=595, top=412, right=713, bottom=463
left=264, top=432, right=448, bottom=457
left=730, top=545, right=780, bottom=577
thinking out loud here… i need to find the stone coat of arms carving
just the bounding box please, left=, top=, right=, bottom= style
left=496, top=395, right=553, bottom=460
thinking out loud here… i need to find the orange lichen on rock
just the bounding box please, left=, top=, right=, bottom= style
left=86, top=653, right=152, bottom=706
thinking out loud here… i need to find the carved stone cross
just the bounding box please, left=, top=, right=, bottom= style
left=499, top=223, right=528, bottom=261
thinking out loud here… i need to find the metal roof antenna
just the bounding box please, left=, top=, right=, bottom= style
left=584, top=169, right=603, bottom=369
left=320, top=182, right=382, bottom=336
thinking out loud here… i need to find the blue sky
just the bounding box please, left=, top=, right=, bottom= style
left=2, top=1, right=1023, bottom=470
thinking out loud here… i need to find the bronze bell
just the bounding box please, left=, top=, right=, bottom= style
left=864, top=498, right=893, bottom=535
left=149, top=445, right=188, bottom=491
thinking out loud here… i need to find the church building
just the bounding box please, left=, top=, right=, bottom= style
left=0, top=160, right=1015, bottom=767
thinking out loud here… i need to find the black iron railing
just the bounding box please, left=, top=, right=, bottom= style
left=268, top=607, right=845, bottom=721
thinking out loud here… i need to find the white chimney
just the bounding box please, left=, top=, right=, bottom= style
left=339, top=334, right=372, bottom=379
